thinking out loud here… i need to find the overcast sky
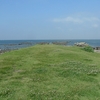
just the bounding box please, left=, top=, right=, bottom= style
left=0, top=0, right=100, bottom=40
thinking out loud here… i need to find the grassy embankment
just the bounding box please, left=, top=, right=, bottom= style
left=0, top=44, right=100, bottom=100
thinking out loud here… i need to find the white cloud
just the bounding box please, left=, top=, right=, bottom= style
left=83, top=17, right=100, bottom=22
left=53, top=17, right=83, bottom=23
left=53, top=16, right=100, bottom=24
left=92, top=24, right=99, bottom=28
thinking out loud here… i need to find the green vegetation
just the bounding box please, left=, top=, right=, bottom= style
left=82, top=46, right=94, bottom=52
left=0, top=45, right=100, bottom=100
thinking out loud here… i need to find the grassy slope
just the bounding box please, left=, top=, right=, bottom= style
left=0, top=45, right=100, bottom=100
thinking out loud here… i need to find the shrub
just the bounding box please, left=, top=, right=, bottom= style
left=82, top=46, right=94, bottom=52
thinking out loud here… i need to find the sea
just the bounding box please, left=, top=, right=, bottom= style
left=0, top=39, right=100, bottom=50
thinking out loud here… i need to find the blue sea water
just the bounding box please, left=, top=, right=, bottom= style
left=0, top=39, right=100, bottom=50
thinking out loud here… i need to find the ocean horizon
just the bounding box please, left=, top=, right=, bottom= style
left=0, top=39, right=100, bottom=50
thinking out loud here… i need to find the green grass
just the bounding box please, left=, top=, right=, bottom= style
left=0, top=44, right=100, bottom=100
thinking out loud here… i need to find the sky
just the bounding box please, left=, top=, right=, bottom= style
left=0, top=0, right=100, bottom=40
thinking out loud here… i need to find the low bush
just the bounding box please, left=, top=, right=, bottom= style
left=82, top=46, right=94, bottom=52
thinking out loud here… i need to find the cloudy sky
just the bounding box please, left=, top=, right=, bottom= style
left=0, top=0, right=100, bottom=40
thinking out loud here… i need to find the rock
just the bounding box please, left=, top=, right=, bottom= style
left=74, top=42, right=88, bottom=47
left=95, top=47, right=100, bottom=50
left=38, top=42, right=49, bottom=45
left=52, top=41, right=68, bottom=45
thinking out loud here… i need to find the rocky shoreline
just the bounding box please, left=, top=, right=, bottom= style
left=0, top=49, right=13, bottom=54
left=0, top=41, right=100, bottom=54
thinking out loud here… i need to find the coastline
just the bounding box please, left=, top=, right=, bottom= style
left=0, top=40, right=100, bottom=54
left=1, top=45, right=100, bottom=55
left=0, top=49, right=12, bottom=54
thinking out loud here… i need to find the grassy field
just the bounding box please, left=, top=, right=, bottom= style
left=0, top=44, right=100, bottom=100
